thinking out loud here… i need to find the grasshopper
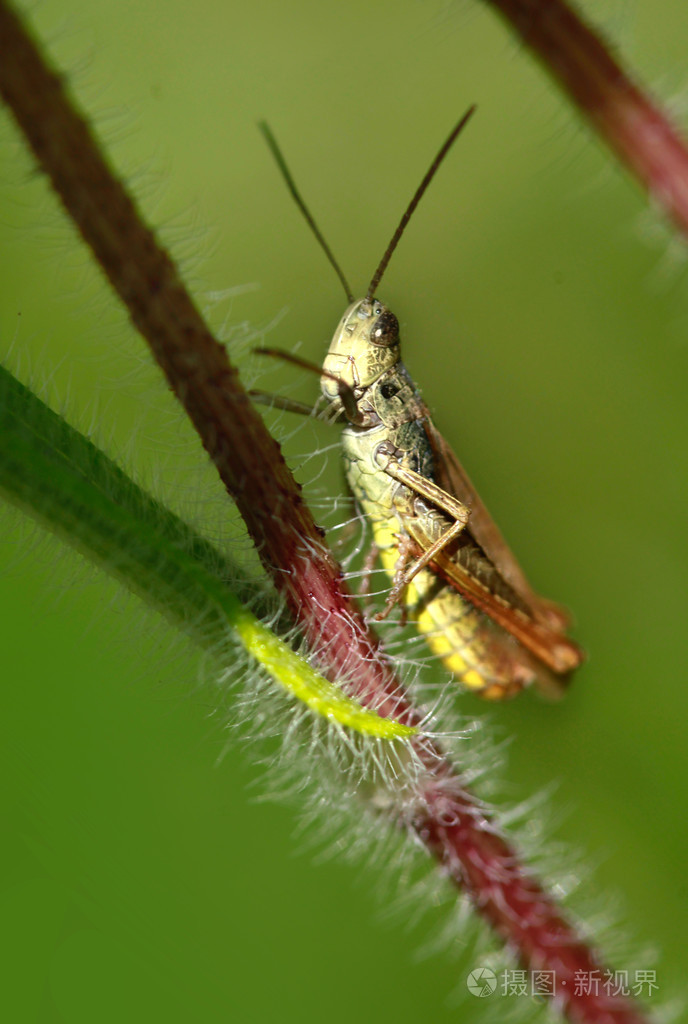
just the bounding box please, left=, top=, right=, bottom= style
left=259, top=109, right=584, bottom=699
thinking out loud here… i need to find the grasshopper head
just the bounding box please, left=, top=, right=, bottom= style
left=321, top=298, right=401, bottom=404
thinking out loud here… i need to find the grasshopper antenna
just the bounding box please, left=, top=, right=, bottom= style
left=259, top=121, right=354, bottom=302
left=366, top=104, right=476, bottom=301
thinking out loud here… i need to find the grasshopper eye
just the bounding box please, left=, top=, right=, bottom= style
left=379, top=381, right=400, bottom=400
left=370, top=310, right=399, bottom=348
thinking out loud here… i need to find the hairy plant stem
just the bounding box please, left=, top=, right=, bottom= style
left=0, top=363, right=415, bottom=739
left=0, top=2, right=660, bottom=1020
left=485, top=0, right=688, bottom=235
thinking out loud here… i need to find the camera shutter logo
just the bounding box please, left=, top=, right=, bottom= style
left=466, top=967, right=497, bottom=997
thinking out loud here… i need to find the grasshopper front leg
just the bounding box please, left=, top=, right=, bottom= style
left=373, top=441, right=471, bottom=620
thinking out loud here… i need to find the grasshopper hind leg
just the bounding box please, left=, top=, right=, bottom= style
left=412, top=576, right=537, bottom=700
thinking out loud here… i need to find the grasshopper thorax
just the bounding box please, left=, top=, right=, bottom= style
left=321, top=298, right=401, bottom=405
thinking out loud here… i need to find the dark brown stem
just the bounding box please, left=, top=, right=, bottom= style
left=485, top=0, right=688, bottom=236
left=417, top=787, right=648, bottom=1023
left=0, top=0, right=404, bottom=723
left=0, top=4, right=652, bottom=1021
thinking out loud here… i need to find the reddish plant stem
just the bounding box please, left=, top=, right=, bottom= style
left=417, top=785, right=648, bottom=1023
left=0, top=4, right=652, bottom=1021
left=486, top=0, right=688, bottom=236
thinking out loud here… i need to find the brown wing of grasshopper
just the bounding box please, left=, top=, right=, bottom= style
left=403, top=512, right=583, bottom=678
left=365, top=390, right=584, bottom=698
left=425, top=419, right=575, bottom=634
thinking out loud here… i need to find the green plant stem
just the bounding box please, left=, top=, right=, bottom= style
left=0, top=0, right=414, bottom=729
left=0, top=362, right=415, bottom=739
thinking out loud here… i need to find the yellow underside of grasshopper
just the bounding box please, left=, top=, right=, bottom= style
left=378, top=540, right=497, bottom=691
left=348, top=453, right=527, bottom=701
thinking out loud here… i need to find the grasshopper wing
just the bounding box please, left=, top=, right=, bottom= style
left=424, top=419, right=574, bottom=634
left=404, top=510, right=584, bottom=680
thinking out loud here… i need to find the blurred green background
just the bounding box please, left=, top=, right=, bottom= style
left=2, top=0, right=687, bottom=1020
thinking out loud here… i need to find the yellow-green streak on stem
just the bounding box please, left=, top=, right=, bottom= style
left=0, top=362, right=414, bottom=739
left=233, top=610, right=416, bottom=738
